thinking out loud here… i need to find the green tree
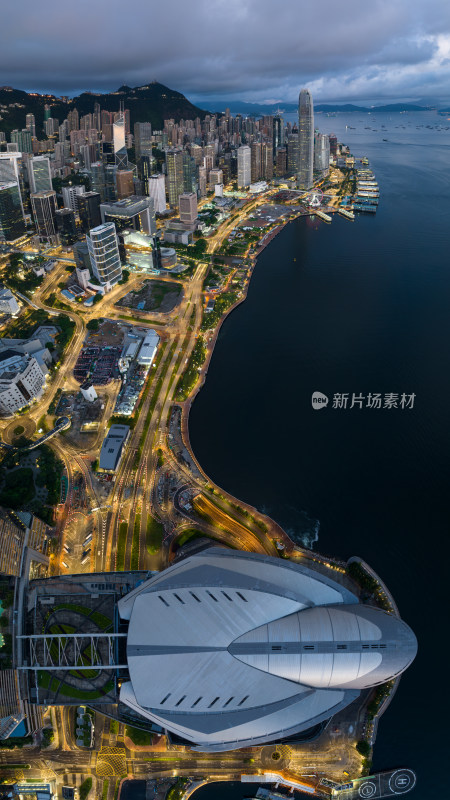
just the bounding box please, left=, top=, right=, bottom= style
left=356, top=740, right=371, bottom=757
left=86, top=319, right=100, bottom=331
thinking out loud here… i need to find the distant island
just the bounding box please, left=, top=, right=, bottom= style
left=212, top=100, right=432, bottom=115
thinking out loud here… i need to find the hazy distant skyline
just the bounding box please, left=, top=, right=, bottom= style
left=2, top=0, right=450, bottom=105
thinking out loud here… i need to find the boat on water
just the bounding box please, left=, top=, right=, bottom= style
left=353, top=203, right=377, bottom=213
left=314, top=209, right=332, bottom=223
left=338, top=208, right=355, bottom=221
left=355, top=196, right=379, bottom=205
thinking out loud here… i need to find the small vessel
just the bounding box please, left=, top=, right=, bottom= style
left=315, top=210, right=332, bottom=223
left=353, top=203, right=377, bottom=213
left=338, top=208, right=355, bottom=221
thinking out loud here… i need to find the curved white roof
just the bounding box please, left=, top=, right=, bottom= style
left=118, top=549, right=417, bottom=751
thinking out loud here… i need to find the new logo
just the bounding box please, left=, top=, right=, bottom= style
left=312, top=391, right=329, bottom=410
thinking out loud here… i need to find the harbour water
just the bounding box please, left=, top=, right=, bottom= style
left=188, top=111, right=450, bottom=798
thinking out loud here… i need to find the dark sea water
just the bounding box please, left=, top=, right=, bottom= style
left=187, top=111, right=450, bottom=798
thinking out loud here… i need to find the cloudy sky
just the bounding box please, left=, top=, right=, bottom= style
left=2, top=0, right=450, bottom=105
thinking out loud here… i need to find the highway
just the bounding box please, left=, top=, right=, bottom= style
left=0, top=181, right=368, bottom=791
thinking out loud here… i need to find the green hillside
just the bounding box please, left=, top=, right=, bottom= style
left=0, top=82, right=208, bottom=136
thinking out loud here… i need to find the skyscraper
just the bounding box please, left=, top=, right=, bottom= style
left=62, top=185, right=85, bottom=214
left=147, top=174, right=167, bottom=214
left=55, top=208, right=77, bottom=247
left=182, top=151, right=196, bottom=194
left=10, top=129, right=32, bottom=154
left=89, top=161, right=106, bottom=201
left=116, top=170, right=134, bottom=199
left=237, top=145, right=251, bottom=188
left=28, top=157, right=52, bottom=194
left=165, top=148, right=184, bottom=207
left=251, top=142, right=262, bottom=183
left=314, top=132, right=330, bottom=177
left=273, top=114, right=284, bottom=156
left=139, top=154, right=156, bottom=195
left=25, top=113, right=36, bottom=139
left=287, top=134, right=300, bottom=177
left=78, top=192, right=102, bottom=233
left=0, top=152, right=25, bottom=216
left=113, top=109, right=128, bottom=170
left=86, top=222, right=122, bottom=290
left=31, top=190, right=58, bottom=243
left=134, top=122, right=152, bottom=160
left=179, top=193, right=198, bottom=225
left=0, top=183, right=26, bottom=242
left=298, top=89, right=314, bottom=190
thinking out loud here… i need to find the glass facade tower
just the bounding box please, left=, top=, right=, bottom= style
left=298, top=89, right=314, bottom=190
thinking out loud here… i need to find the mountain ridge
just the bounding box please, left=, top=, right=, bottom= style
left=0, top=82, right=208, bottom=136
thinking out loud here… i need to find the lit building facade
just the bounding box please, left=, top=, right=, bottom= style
left=30, top=190, right=58, bottom=243
left=166, top=148, right=184, bottom=207
left=28, top=156, right=52, bottom=194
left=298, top=88, right=314, bottom=190
left=86, top=222, right=122, bottom=290
left=237, top=145, right=251, bottom=188
left=0, top=183, right=26, bottom=242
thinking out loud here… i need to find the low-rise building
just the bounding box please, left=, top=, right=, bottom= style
left=98, top=425, right=130, bottom=472
left=0, top=349, right=47, bottom=415
left=137, top=330, right=160, bottom=367
left=0, top=286, right=20, bottom=315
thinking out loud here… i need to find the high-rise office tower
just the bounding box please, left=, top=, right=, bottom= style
left=179, top=193, right=198, bottom=225
left=261, top=142, right=273, bottom=180
left=198, top=165, right=207, bottom=197
left=116, top=170, right=134, bottom=199
left=182, top=151, right=196, bottom=194
left=28, top=156, right=52, bottom=194
left=62, top=185, right=85, bottom=214
left=86, top=222, right=122, bottom=290
left=113, top=109, right=128, bottom=170
left=208, top=168, right=223, bottom=190
left=147, top=174, right=166, bottom=213
left=328, top=134, right=338, bottom=158
left=55, top=208, right=77, bottom=246
left=298, top=88, right=314, bottom=190
left=78, top=191, right=102, bottom=233
left=237, top=145, right=251, bottom=188
left=101, top=196, right=156, bottom=235
left=273, top=114, right=284, bottom=155
left=11, top=129, right=32, bottom=154
left=0, top=153, right=21, bottom=182
left=165, top=148, right=184, bottom=207
left=134, top=122, right=152, bottom=160
left=287, top=134, right=300, bottom=176
left=314, top=132, right=330, bottom=177
left=251, top=142, right=262, bottom=182
left=89, top=161, right=106, bottom=201
left=0, top=183, right=26, bottom=242
left=105, top=165, right=118, bottom=202
left=30, top=190, right=58, bottom=242
left=25, top=113, right=36, bottom=139
left=139, top=154, right=156, bottom=195
left=276, top=148, right=287, bottom=177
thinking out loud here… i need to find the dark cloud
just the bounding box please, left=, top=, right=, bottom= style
left=0, top=0, right=449, bottom=103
